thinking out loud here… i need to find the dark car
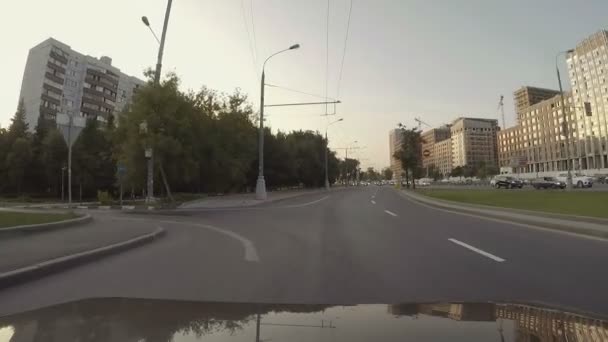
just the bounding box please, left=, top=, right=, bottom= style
left=490, top=176, right=523, bottom=189
left=532, top=177, right=566, bottom=189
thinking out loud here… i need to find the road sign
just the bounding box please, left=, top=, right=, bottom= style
left=56, top=114, right=86, bottom=147
left=423, top=150, right=431, bottom=157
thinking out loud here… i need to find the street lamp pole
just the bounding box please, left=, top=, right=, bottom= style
left=325, top=118, right=344, bottom=190
left=61, top=166, right=66, bottom=202
left=256, top=44, right=300, bottom=200
left=141, top=0, right=173, bottom=203
left=556, top=49, right=575, bottom=191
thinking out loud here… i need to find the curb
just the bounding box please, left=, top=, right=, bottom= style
left=0, top=214, right=93, bottom=234
left=398, top=190, right=608, bottom=239
left=0, top=227, right=166, bottom=290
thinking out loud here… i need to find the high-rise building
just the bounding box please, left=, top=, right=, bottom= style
left=498, top=93, right=576, bottom=173
left=18, top=38, right=145, bottom=131
left=567, top=30, right=608, bottom=170
left=421, top=126, right=452, bottom=176
left=450, top=118, right=499, bottom=168
left=388, top=129, right=404, bottom=180
left=513, top=86, right=561, bottom=124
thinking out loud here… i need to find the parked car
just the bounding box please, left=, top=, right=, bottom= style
left=556, top=173, right=593, bottom=188
left=490, top=176, right=523, bottom=189
left=531, top=177, right=566, bottom=189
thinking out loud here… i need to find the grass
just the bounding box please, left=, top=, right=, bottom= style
left=417, top=189, right=608, bottom=219
left=0, top=211, right=78, bottom=228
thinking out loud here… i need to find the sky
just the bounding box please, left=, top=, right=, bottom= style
left=2, top=0, right=608, bottom=170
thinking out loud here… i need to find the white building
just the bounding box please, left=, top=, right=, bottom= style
left=18, top=38, right=145, bottom=130
left=567, top=30, right=608, bottom=170
left=450, top=117, right=499, bottom=168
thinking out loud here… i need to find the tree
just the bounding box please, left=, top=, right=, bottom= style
left=7, top=99, right=29, bottom=142
left=6, top=138, right=32, bottom=194
left=40, top=128, right=68, bottom=196
left=450, top=166, right=464, bottom=178
left=382, top=167, right=393, bottom=181
left=392, top=124, right=422, bottom=189
left=426, top=164, right=443, bottom=181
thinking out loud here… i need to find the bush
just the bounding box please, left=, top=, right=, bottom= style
left=97, top=190, right=113, bottom=205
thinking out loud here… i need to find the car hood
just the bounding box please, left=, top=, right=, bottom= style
left=0, top=298, right=606, bottom=341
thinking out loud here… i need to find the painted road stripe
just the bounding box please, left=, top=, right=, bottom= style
left=371, top=200, right=376, bottom=204
left=384, top=210, right=397, bottom=217
left=448, top=238, right=506, bottom=262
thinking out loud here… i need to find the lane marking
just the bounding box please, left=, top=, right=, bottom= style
left=384, top=210, right=397, bottom=217
left=397, top=192, right=608, bottom=243
left=448, top=238, right=505, bottom=262
left=281, top=195, right=330, bottom=208
left=106, top=216, right=260, bottom=262
left=371, top=200, right=376, bottom=205
left=373, top=187, right=380, bottom=198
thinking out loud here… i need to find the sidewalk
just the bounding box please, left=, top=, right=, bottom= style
left=178, top=188, right=326, bottom=209
left=0, top=216, right=156, bottom=273
left=400, top=190, right=608, bottom=239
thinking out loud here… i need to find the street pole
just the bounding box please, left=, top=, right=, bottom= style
left=68, top=116, right=72, bottom=205
left=556, top=49, right=574, bottom=190
left=324, top=118, right=343, bottom=190
left=143, top=0, right=172, bottom=203
left=255, top=44, right=301, bottom=200
left=256, top=70, right=267, bottom=200
left=61, top=166, right=65, bottom=202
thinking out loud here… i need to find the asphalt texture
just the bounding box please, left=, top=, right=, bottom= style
left=0, top=186, right=607, bottom=317
left=0, top=216, right=156, bottom=273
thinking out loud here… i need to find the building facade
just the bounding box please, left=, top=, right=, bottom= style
left=432, top=138, right=453, bottom=176
left=420, top=126, right=452, bottom=176
left=498, top=93, right=576, bottom=173
left=18, top=38, right=145, bottom=131
left=450, top=117, right=499, bottom=168
left=513, top=86, right=561, bottom=124
left=498, top=30, right=608, bottom=175
left=567, top=30, right=608, bottom=170
left=388, top=129, right=404, bottom=180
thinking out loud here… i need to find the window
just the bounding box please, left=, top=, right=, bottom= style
left=70, top=60, right=78, bottom=67
left=66, top=79, right=77, bottom=87
left=68, top=70, right=76, bottom=76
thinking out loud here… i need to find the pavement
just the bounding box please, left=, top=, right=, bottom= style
left=178, top=188, right=329, bottom=209
left=0, top=186, right=607, bottom=318
left=0, top=215, right=157, bottom=273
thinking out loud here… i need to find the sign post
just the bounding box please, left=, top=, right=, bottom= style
left=117, top=164, right=126, bottom=206
left=56, top=114, right=86, bottom=205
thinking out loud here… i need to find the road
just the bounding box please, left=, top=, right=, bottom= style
left=0, top=186, right=607, bottom=316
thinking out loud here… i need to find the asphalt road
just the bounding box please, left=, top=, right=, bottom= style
left=1, top=186, right=607, bottom=317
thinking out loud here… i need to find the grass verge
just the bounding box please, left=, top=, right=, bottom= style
left=417, top=189, right=608, bottom=219
left=0, top=211, right=78, bottom=228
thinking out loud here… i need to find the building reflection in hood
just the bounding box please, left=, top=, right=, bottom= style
left=0, top=299, right=606, bottom=341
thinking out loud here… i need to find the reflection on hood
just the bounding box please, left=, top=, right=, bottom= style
left=0, top=299, right=606, bottom=342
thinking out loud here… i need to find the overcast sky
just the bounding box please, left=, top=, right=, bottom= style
left=2, top=0, right=608, bottom=169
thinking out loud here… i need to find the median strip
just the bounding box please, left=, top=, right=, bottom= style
left=448, top=238, right=506, bottom=262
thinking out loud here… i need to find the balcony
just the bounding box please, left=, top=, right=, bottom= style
left=45, top=72, right=64, bottom=85
left=47, top=61, right=66, bottom=74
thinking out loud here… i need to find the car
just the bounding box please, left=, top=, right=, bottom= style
left=556, top=173, right=593, bottom=188
left=490, top=175, right=523, bottom=189
left=531, top=177, right=566, bottom=189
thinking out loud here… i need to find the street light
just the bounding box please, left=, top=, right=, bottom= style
left=556, top=48, right=575, bottom=190
left=256, top=43, right=301, bottom=200
left=325, top=118, right=344, bottom=190
left=141, top=0, right=173, bottom=203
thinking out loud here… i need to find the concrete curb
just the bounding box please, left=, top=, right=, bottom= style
left=398, top=190, right=608, bottom=239
left=0, top=214, right=93, bottom=234
left=0, top=227, right=166, bottom=290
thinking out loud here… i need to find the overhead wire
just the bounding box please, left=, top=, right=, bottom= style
left=240, top=0, right=258, bottom=79
left=336, top=0, right=353, bottom=99
left=265, top=83, right=336, bottom=101
left=324, top=0, right=330, bottom=116
left=250, top=0, right=259, bottom=72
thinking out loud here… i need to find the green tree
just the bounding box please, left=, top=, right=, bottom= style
left=40, top=128, right=68, bottom=196
left=450, top=166, right=464, bottom=178
left=392, top=124, right=422, bottom=189
left=6, top=138, right=32, bottom=194
left=382, top=167, right=393, bottom=180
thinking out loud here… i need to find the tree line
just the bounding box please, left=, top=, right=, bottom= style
left=0, top=72, right=358, bottom=200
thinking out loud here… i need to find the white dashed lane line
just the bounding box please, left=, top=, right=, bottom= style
left=384, top=210, right=398, bottom=217
left=371, top=200, right=376, bottom=204
left=448, top=238, right=506, bottom=262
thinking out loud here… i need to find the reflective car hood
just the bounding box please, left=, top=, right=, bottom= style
left=0, top=298, right=606, bottom=342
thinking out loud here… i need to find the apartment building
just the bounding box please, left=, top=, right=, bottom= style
left=567, top=30, right=608, bottom=170
left=450, top=118, right=499, bottom=168
left=513, top=86, right=561, bottom=124
left=498, top=30, right=608, bottom=174
left=388, top=129, right=404, bottom=180
left=421, top=126, right=452, bottom=176
left=498, top=93, right=576, bottom=173
left=18, top=38, right=145, bottom=130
